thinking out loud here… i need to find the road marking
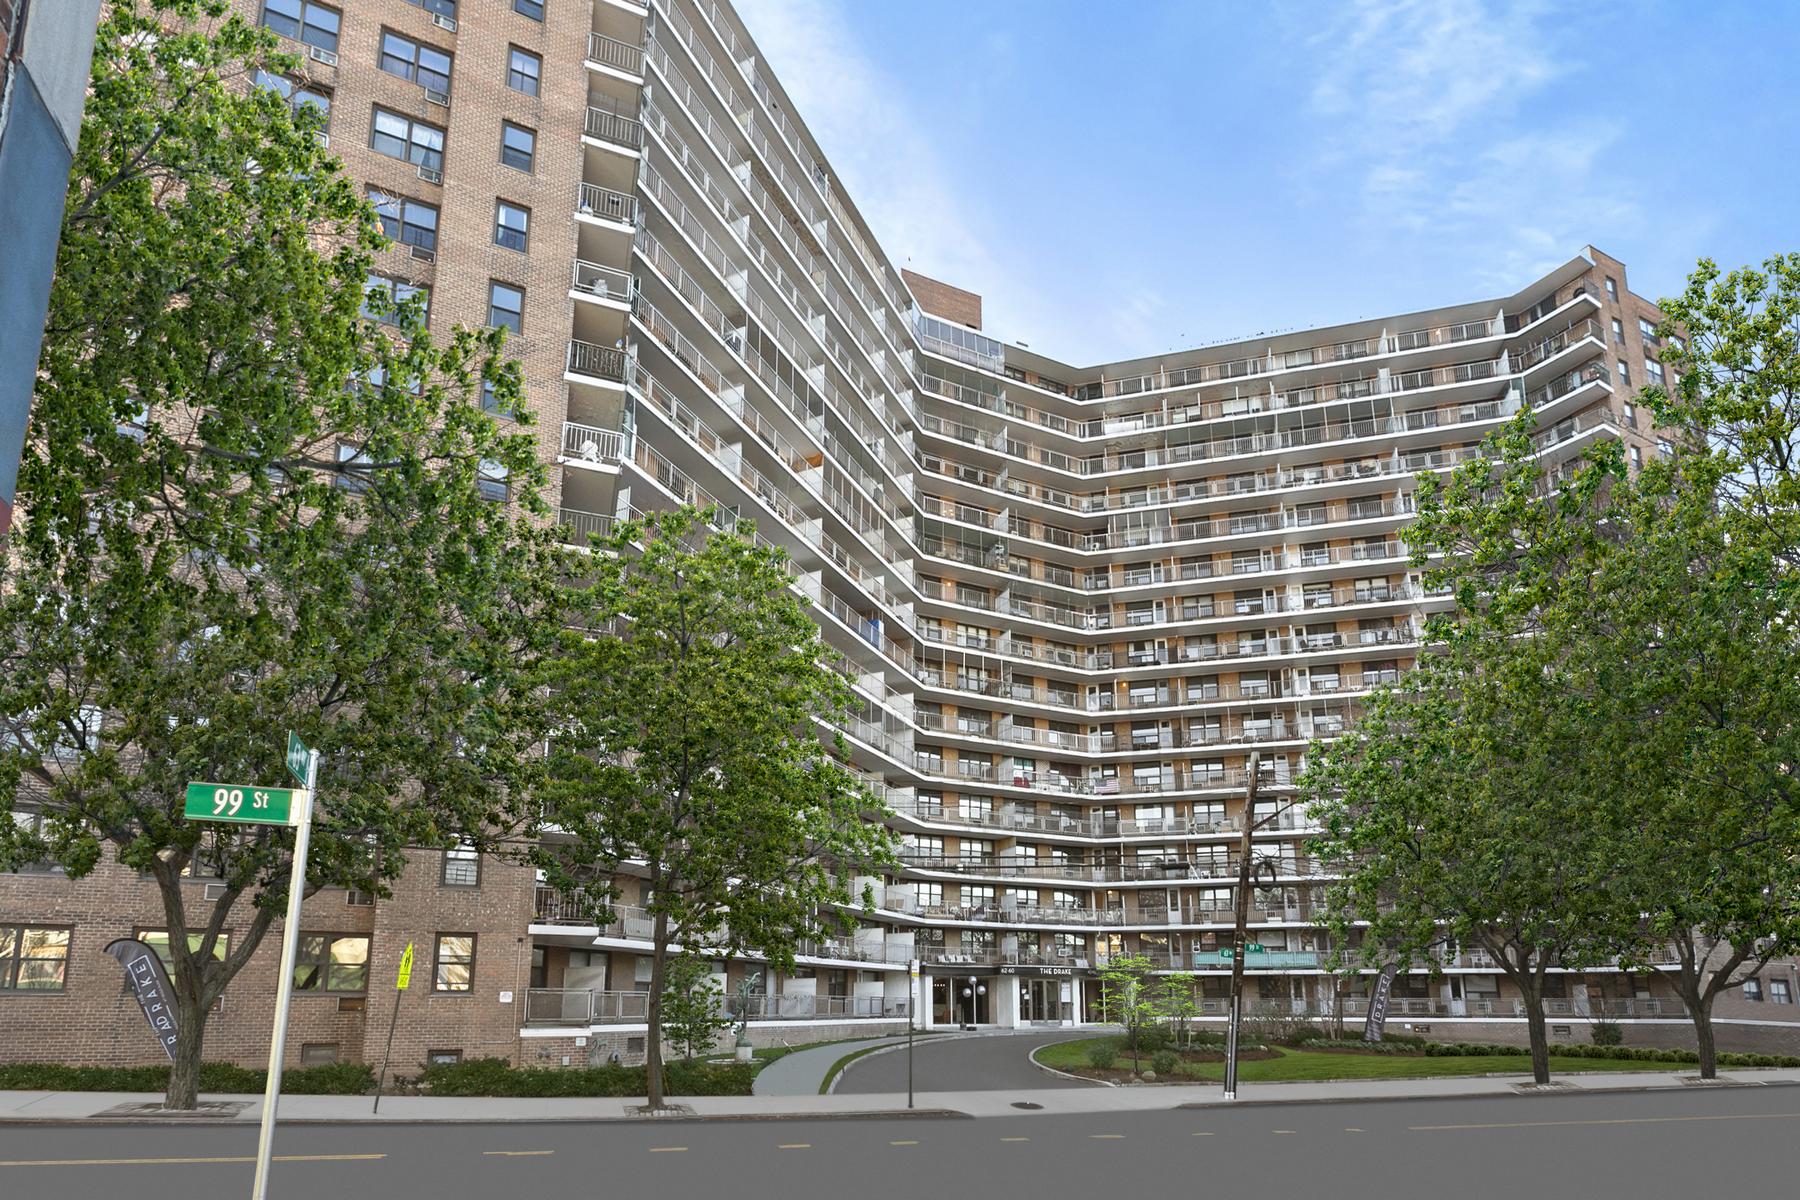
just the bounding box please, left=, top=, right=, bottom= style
left=647, top=1146, right=688, bottom=1153
left=1412, top=1113, right=1800, bottom=1132
left=1190, top=1131, right=1215, bottom=1137
left=777, top=1143, right=811, bottom=1150
left=1272, top=1129, right=1297, bottom=1134
left=1345, top=1127, right=1365, bottom=1133
left=890, top=1140, right=919, bottom=1146
left=1089, top=1133, right=1125, bottom=1139
left=483, top=1150, right=555, bottom=1157
left=0, top=1154, right=385, bottom=1167
left=1000, top=1136, right=1030, bottom=1142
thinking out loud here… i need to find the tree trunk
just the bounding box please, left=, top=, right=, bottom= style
left=1522, top=994, right=1551, bottom=1085
left=645, top=906, right=669, bottom=1109
left=165, top=994, right=208, bottom=1110
left=1691, top=990, right=1719, bottom=1079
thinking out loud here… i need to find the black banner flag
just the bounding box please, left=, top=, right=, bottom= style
left=105, top=938, right=180, bottom=1062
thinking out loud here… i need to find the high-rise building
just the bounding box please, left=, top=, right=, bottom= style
left=4, top=0, right=1796, bottom=1071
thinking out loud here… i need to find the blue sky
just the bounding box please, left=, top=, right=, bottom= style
left=733, top=0, right=1800, bottom=366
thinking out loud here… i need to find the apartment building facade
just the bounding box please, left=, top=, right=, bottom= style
left=5, top=0, right=1798, bottom=1070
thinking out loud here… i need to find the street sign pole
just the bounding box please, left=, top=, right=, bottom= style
left=372, top=942, right=414, bottom=1114
left=907, top=958, right=919, bottom=1110
left=250, top=745, right=318, bottom=1200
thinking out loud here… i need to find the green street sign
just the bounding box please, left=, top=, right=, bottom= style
left=1248, top=943, right=1266, bottom=953
left=285, top=732, right=311, bottom=786
left=183, top=782, right=306, bottom=826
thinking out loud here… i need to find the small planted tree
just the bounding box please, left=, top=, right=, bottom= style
left=1096, top=953, right=1161, bottom=1076
left=535, top=507, right=898, bottom=1108
left=661, top=954, right=730, bottom=1062
left=1158, top=971, right=1201, bottom=1050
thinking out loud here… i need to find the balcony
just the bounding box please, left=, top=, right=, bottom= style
left=585, top=102, right=644, bottom=151
left=586, top=31, right=645, bottom=77
left=559, top=421, right=624, bottom=465
left=524, top=988, right=899, bottom=1027
left=572, top=259, right=635, bottom=304
left=566, top=339, right=628, bottom=383
left=578, top=182, right=639, bottom=226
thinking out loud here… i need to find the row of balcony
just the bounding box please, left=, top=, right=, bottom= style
left=525, top=987, right=900, bottom=1027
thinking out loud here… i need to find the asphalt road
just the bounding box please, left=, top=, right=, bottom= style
left=3, top=1088, right=1795, bottom=1199
left=835, top=1029, right=1101, bottom=1093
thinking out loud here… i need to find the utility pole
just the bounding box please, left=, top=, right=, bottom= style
left=1222, top=752, right=1260, bottom=1100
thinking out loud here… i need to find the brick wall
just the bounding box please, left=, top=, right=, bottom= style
left=902, top=268, right=982, bottom=330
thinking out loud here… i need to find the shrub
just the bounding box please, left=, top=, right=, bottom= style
left=1134, top=1024, right=1172, bottom=1053
left=0, top=1061, right=372, bottom=1095
left=418, top=1056, right=755, bottom=1098
left=1151, top=1050, right=1178, bottom=1076
left=1085, top=1042, right=1118, bottom=1071
left=1590, top=1021, right=1624, bottom=1047
left=1282, top=1023, right=1328, bottom=1046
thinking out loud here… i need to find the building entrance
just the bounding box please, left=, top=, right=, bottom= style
left=1018, top=978, right=1069, bottom=1023
left=932, top=975, right=992, bottom=1025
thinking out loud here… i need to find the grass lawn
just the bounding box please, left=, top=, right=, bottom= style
left=1034, top=1038, right=1676, bottom=1083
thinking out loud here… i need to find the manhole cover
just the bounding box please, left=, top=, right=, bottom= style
left=1011, top=1101, right=1044, bottom=1110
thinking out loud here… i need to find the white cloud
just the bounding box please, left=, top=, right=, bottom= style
left=729, top=0, right=1083, bottom=358
left=1302, top=0, right=1642, bottom=288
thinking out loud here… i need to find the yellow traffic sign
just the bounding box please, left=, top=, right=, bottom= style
left=395, top=942, right=415, bottom=991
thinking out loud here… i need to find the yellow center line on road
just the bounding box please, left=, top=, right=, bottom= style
left=777, top=1143, right=811, bottom=1150
left=1272, top=1129, right=1297, bottom=1134
left=647, top=1146, right=688, bottom=1153
left=1345, top=1127, right=1366, bottom=1133
left=0, top=1154, right=385, bottom=1168
left=1088, top=1133, right=1125, bottom=1139
left=1190, top=1131, right=1214, bottom=1137
left=1413, top=1112, right=1800, bottom=1132
left=889, top=1140, right=919, bottom=1146
left=483, top=1150, right=555, bottom=1157
left=1000, top=1136, right=1030, bottom=1142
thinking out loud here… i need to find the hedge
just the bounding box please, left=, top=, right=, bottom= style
left=1295, top=1039, right=1800, bottom=1068
left=0, top=1061, right=375, bottom=1094
left=418, top=1057, right=756, bottom=1097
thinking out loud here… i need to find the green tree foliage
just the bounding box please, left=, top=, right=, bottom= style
left=1157, top=971, right=1201, bottom=1050
left=0, top=2, right=561, bottom=1107
left=1305, top=417, right=1643, bottom=1085
left=660, top=954, right=729, bottom=1062
left=534, top=507, right=897, bottom=1108
left=1096, top=953, right=1161, bottom=1075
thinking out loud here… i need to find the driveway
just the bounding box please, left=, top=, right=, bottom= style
left=833, top=1028, right=1102, bottom=1093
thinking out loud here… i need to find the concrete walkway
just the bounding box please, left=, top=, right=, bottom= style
left=1, top=1068, right=1795, bottom=1123
left=750, top=1034, right=916, bottom=1096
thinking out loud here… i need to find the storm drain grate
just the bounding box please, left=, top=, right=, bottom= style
left=1011, top=1101, right=1045, bottom=1110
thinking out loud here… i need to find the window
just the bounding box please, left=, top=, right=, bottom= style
left=499, top=122, right=536, bottom=172
left=1657, top=438, right=1675, bottom=457
left=370, top=108, right=445, bottom=171
left=1629, top=446, right=1642, bottom=470
left=407, top=0, right=458, bottom=17
left=1772, top=979, right=1793, bottom=1004
left=1611, top=317, right=1624, bottom=344
left=1616, top=360, right=1630, bottom=387
left=139, top=930, right=230, bottom=973
left=1646, top=359, right=1665, bottom=387
left=1639, top=317, right=1658, bottom=344
left=261, top=1, right=339, bottom=53
left=433, top=934, right=475, bottom=992
left=252, top=71, right=331, bottom=128
left=507, top=46, right=542, bottom=95
left=513, top=0, right=545, bottom=17
left=494, top=200, right=530, bottom=251
left=362, top=273, right=428, bottom=323
left=1743, top=979, right=1763, bottom=1002
left=1604, top=276, right=1618, bottom=301
left=1623, top=401, right=1637, bottom=428
left=335, top=442, right=371, bottom=492
left=0, top=926, right=70, bottom=990
left=370, top=190, right=439, bottom=253
left=487, top=281, right=524, bottom=333
left=427, top=1048, right=463, bottom=1065
left=300, top=1043, right=340, bottom=1065
left=441, top=841, right=480, bottom=885
left=293, top=934, right=370, bottom=992
left=379, top=31, right=453, bottom=94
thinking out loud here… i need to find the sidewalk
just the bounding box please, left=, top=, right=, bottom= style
left=751, top=1033, right=916, bottom=1096
left=1, top=1068, right=1795, bottom=1124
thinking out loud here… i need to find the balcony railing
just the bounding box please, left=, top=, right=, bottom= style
left=524, top=988, right=901, bottom=1027
left=572, top=259, right=635, bottom=302
left=559, top=421, right=623, bottom=464
left=585, top=103, right=644, bottom=150
left=566, top=339, right=628, bottom=382
left=586, top=32, right=645, bottom=76
left=557, top=507, right=616, bottom=546
left=577, top=182, right=639, bottom=225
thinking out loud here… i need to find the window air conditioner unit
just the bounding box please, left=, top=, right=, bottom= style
left=424, top=87, right=450, bottom=107
left=203, top=883, right=229, bottom=903
left=432, top=14, right=458, bottom=32
left=410, top=244, right=436, bottom=263
left=308, top=46, right=338, bottom=67
left=417, top=165, right=443, bottom=184
left=1056, top=946, right=1073, bottom=957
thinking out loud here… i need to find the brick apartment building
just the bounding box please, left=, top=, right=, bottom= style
left=4, top=0, right=1798, bottom=1071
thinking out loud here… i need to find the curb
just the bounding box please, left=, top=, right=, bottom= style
left=822, top=1031, right=991, bottom=1095
left=1174, top=1075, right=1800, bottom=1110
left=0, top=1108, right=975, bottom=1128
left=1025, top=1042, right=1114, bottom=1088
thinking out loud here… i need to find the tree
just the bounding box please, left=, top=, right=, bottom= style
left=1157, top=971, right=1201, bottom=1050
left=533, top=506, right=897, bottom=1109
left=0, top=2, right=561, bottom=1108
left=1096, top=953, right=1161, bottom=1076
left=660, top=953, right=730, bottom=1062
left=1305, top=417, right=1642, bottom=1085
